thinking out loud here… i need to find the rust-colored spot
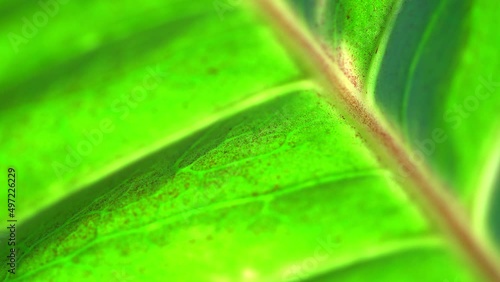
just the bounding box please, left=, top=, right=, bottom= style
left=207, top=67, right=218, bottom=75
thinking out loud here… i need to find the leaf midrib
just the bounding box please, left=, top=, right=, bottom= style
left=253, top=0, right=500, bottom=280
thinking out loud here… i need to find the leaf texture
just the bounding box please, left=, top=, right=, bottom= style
left=1, top=0, right=498, bottom=281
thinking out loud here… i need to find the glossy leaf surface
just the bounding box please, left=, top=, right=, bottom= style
left=0, top=0, right=498, bottom=281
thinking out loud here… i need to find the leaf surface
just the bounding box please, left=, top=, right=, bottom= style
left=291, top=0, right=500, bottom=253
left=0, top=0, right=498, bottom=281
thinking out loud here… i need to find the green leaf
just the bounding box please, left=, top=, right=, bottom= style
left=1, top=0, right=498, bottom=281
left=291, top=0, right=500, bottom=259
left=289, top=0, right=396, bottom=88
left=0, top=0, right=302, bottom=222
left=10, top=90, right=475, bottom=281
left=372, top=0, right=500, bottom=249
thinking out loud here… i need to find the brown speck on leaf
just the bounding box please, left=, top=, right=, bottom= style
left=207, top=67, right=218, bottom=75
left=172, top=190, right=179, bottom=198
left=121, top=248, right=130, bottom=256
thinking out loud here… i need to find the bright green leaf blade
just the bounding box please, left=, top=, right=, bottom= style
left=371, top=0, right=500, bottom=246
left=0, top=0, right=497, bottom=281
left=9, top=91, right=477, bottom=282
left=290, top=0, right=500, bottom=251
left=0, top=0, right=303, bottom=223
left=288, top=0, right=396, bottom=89
left=306, top=248, right=470, bottom=281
